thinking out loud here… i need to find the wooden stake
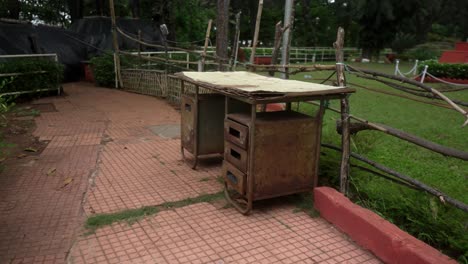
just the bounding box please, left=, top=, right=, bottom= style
left=249, top=0, right=263, bottom=67
left=269, top=21, right=291, bottom=76
left=280, top=0, right=294, bottom=79
left=109, top=0, right=123, bottom=88
left=201, top=19, right=212, bottom=72
left=333, top=27, right=350, bottom=194
left=231, top=11, right=241, bottom=70
left=216, top=0, right=230, bottom=71
left=137, top=29, right=142, bottom=68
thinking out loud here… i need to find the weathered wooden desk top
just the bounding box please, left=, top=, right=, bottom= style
left=176, top=71, right=355, bottom=104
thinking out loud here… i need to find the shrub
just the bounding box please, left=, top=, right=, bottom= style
left=90, top=53, right=116, bottom=87
left=0, top=58, right=63, bottom=93
left=419, top=60, right=468, bottom=79
left=0, top=77, right=16, bottom=125
left=403, top=42, right=454, bottom=61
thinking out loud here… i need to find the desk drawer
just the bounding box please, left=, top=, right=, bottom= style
left=225, top=119, right=249, bottom=149
left=223, top=161, right=246, bottom=195
left=224, top=141, right=248, bottom=172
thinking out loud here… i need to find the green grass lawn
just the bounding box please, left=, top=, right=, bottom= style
left=282, top=62, right=467, bottom=262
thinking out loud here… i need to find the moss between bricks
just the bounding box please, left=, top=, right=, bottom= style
left=85, top=191, right=225, bottom=232
left=85, top=190, right=319, bottom=233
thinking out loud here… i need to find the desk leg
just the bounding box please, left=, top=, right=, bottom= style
left=313, top=99, right=326, bottom=188
left=246, top=103, right=256, bottom=214
left=192, top=85, right=200, bottom=169
left=180, top=81, right=185, bottom=159
left=339, top=96, right=350, bottom=194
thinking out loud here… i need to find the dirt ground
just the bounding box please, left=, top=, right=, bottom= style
left=0, top=104, right=51, bottom=167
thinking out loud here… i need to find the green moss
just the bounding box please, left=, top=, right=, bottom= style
left=85, top=192, right=224, bottom=232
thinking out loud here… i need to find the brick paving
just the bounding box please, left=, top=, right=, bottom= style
left=0, top=82, right=380, bottom=263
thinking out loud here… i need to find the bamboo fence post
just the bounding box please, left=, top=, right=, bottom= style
left=201, top=19, right=212, bottom=72
left=269, top=21, right=283, bottom=77
left=137, top=30, right=142, bottom=68
left=249, top=0, right=264, bottom=68
left=231, top=11, right=241, bottom=71
left=280, top=0, right=294, bottom=79
left=334, top=27, right=350, bottom=194
left=109, top=0, right=123, bottom=88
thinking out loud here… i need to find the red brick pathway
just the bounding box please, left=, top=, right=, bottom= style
left=0, top=83, right=380, bottom=263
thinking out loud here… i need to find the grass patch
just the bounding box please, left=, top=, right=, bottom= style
left=85, top=191, right=224, bottom=232
left=160, top=192, right=224, bottom=209
left=284, top=62, right=467, bottom=261
left=216, top=175, right=225, bottom=185
left=290, top=192, right=320, bottom=217
left=199, top=177, right=210, bottom=182
left=15, top=109, right=40, bottom=117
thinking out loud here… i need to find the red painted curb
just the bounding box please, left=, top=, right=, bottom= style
left=314, top=187, right=456, bottom=264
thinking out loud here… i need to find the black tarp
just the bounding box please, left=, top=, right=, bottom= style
left=0, top=22, right=88, bottom=80
left=0, top=17, right=163, bottom=81
left=69, top=17, right=164, bottom=54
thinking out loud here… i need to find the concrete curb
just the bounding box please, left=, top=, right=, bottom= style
left=314, top=187, right=456, bottom=264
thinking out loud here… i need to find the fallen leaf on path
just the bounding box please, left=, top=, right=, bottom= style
left=17, top=154, right=27, bottom=159
left=61, top=177, right=73, bottom=188
left=24, top=147, right=37, bottom=152
left=47, top=168, right=56, bottom=176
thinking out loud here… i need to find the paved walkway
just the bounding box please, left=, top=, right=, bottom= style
left=0, top=83, right=380, bottom=263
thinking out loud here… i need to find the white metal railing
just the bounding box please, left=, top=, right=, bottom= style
left=0, top=53, right=60, bottom=96
left=127, top=47, right=392, bottom=70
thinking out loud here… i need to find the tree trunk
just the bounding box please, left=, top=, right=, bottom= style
left=129, top=0, right=141, bottom=18
left=68, top=0, right=83, bottom=23
left=216, top=0, right=230, bottom=71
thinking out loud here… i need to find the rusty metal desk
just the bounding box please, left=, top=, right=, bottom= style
left=176, top=71, right=355, bottom=214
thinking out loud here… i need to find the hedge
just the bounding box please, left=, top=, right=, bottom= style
left=419, top=60, right=468, bottom=79
left=0, top=58, right=63, bottom=93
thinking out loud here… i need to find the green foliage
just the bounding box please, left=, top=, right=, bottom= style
left=90, top=53, right=116, bottom=87
left=86, top=191, right=224, bottom=231
left=391, top=33, right=418, bottom=54
left=0, top=77, right=16, bottom=125
left=419, top=60, right=468, bottom=79
left=0, top=58, right=63, bottom=94
left=291, top=62, right=468, bottom=261
left=170, top=0, right=215, bottom=44
left=404, top=43, right=446, bottom=61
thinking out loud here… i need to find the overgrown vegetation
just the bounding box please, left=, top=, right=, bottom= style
left=289, top=62, right=468, bottom=262
left=0, top=78, right=16, bottom=125
left=85, top=192, right=224, bottom=232
left=419, top=60, right=468, bottom=79
left=89, top=53, right=117, bottom=87
left=0, top=58, right=63, bottom=93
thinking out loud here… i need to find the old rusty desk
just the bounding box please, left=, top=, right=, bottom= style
left=176, top=71, right=355, bottom=214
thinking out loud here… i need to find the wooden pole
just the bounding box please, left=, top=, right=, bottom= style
left=216, top=0, right=230, bottom=71
left=231, top=11, right=241, bottom=70
left=280, top=0, right=294, bottom=79
left=269, top=21, right=283, bottom=77
left=201, top=19, right=212, bottom=72
left=137, top=29, right=142, bottom=68
left=249, top=0, right=263, bottom=67
left=334, top=27, right=350, bottom=194
left=109, top=0, right=123, bottom=88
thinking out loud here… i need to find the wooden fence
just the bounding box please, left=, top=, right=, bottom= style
left=121, top=68, right=211, bottom=106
